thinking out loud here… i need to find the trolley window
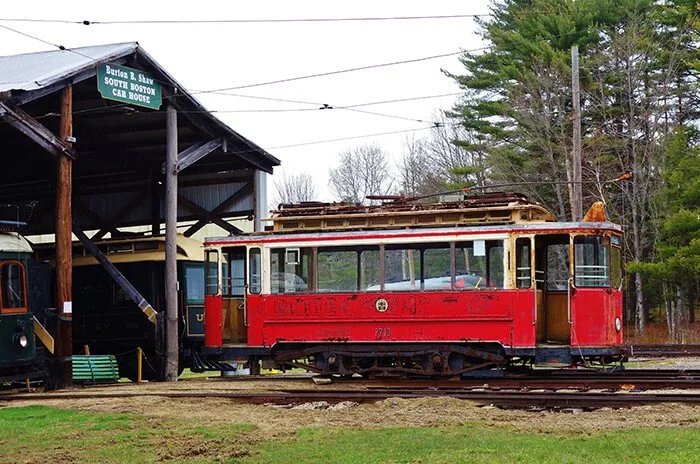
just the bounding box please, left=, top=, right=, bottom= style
left=0, top=262, right=26, bottom=311
left=270, top=247, right=311, bottom=294
left=455, top=240, right=504, bottom=288
left=383, top=246, right=421, bottom=291
left=317, top=247, right=360, bottom=292
left=223, top=252, right=246, bottom=297
left=546, top=243, right=570, bottom=291
left=422, top=244, right=452, bottom=289
left=360, top=249, right=380, bottom=291
left=184, top=264, right=205, bottom=303
left=574, top=236, right=610, bottom=287
left=611, top=239, right=622, bottom=289
left=516, top=238, right=532, bottom=289
left=204, top=250, right=219, bottom=296
left=249, top=248, right=261, bottom=294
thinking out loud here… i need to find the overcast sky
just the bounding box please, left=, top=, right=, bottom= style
left=0, top=0, right=491, bottom=202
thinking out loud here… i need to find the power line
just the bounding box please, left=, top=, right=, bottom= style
left=0, top=23, right=64, bottom=50
left=60, top=92, right=461, bottom=126
left=0, top=23, right=98, bottom=65
left=187, top=50, right=478, bottom=94
left=268, top=124, right=453, bottom=150
left=0, top=14, right=491, bottom=26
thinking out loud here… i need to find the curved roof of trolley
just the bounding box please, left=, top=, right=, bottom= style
left=35, top=234, right=204, bottom=266
left=0, top=232, right=33, bottom=254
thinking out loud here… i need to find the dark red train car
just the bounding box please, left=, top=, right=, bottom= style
left=200, top=194, right=626, bottom=376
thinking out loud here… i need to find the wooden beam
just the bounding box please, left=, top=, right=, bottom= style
left=164, top=103, right=179, bottom=381
left=0, top=102, right=75, bottom=159
left=72, top=225, right=157, bottom=325
left=174, top=138, right=222, bottom=173
left=178, top=195, right=243, bottom=236
left=54, top=85, right=73, bottom=390
left=182, top=182, right=252, bottom=237
left=33, top=316, right=55, bottom=354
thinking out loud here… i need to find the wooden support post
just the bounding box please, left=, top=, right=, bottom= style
left=137, top=347, right=143, bottom=384
left=571, top=45, right=583, bottom=221
left=55, top=84, right=73, bottom=389
left=164, top=104, right=179, bottom=381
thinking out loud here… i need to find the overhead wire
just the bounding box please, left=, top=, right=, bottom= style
left=0, top=14, right=491, bottom=25
left=187, top=50, right=477, bottom=94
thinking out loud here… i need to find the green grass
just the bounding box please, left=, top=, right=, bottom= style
left=0, top=406, right=253, bottom=464
left=243, top=425, right=700, bottom=464
left=1, top=406, right=700, bottom=463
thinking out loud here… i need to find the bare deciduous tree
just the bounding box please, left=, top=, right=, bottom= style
left=328, top=144, right=394, bottom=204
left=272, top=171, right=318, bottom=207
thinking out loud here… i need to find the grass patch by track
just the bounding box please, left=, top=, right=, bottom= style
left=243, top=424, right=700, bottom=464
left=0, top=405, right=253, bottom=464
left=1, top=406, right=699, bottom=463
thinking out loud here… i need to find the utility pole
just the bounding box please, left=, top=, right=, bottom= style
left=164, top=103, right=179, bottom=381
left=571, top=45, right=583, bottom=221
left=55, top=84, right=73, bottom=389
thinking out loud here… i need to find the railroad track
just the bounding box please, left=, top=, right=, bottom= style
left=2, top=388, right=699, bottom=409
left=630, top=344, right=700, bottom=357
left=2, top=368, right=700, bottom=409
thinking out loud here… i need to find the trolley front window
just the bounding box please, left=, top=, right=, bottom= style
left=515, top=238, right=532, bottom=288
left=249, top=248, right=261, bottom=294
left=0, top=262, right=26, bottom=311
left=184, top=264, right=205, bottom=303
left=574, top=236, right=610, bottom=287
left=204, top=250, right=219, bottom=296
left=611, top=236, right=622, bottom=289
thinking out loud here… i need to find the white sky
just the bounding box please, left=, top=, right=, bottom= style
left=0, top=0, right=490, bottom=202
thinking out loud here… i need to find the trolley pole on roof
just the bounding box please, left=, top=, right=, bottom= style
left=571, top=45, right=583, bottom=221
left=164, top=103, right=179, bottom=381
left=55, top=84, right=73, bottom=389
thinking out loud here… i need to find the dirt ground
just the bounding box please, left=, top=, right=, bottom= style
left=4, top=376, right=700, bottom=436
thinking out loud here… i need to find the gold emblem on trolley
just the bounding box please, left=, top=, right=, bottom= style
left=375, top=298, right=389, bottom=312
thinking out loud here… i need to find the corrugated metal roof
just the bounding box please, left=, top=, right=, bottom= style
left=0, top=42, right=137, bottom=93
left=0, top=42, right=280, bottom=168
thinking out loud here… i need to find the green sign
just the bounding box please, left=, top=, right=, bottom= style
left=97, top=63, right=162, bottom=110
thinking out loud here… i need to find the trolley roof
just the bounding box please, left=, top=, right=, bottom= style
left=0, top=232, right=33, bottom=254
left=35, top=234, right=204, bottom=266
left=267, top=192, right=556, bottom=233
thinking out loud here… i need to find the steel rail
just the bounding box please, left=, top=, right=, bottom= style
left=2, top=389, right=700, bottom=409
left=630, top=345, right=700, bottom=357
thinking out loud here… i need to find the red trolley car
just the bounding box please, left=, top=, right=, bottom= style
left=200, top=193, right=626, bottom=376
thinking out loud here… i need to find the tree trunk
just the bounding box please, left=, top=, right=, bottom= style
left=664, top=283, right=675, bottom=342
left=634, top=272, right=645, bottom=335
